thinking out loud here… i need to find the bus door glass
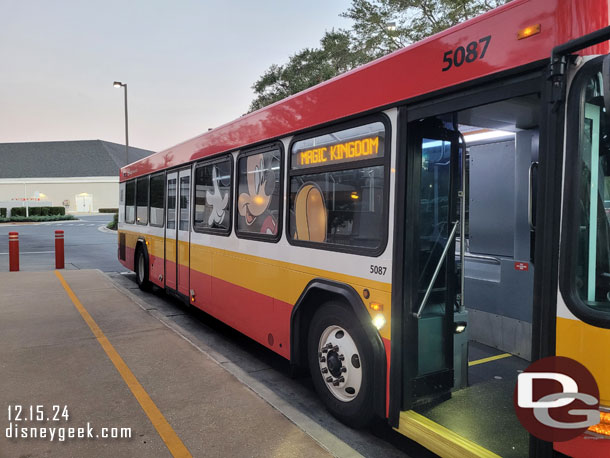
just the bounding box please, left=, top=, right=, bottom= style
left=177, top=168, right=191, bottom=297
left=165, top=171, right=178, bottom=290
left=558, top=58, right=610, bottom=456
left=404, top=115, right=460, bottom=407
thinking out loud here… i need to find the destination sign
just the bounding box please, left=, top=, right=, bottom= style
left=293, top=135, right=384, bottom=169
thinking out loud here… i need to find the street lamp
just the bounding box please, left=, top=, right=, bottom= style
left=113, top=81, right=129, bottom=167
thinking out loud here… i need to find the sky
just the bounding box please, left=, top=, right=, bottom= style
left=0, top=0, right=352, bottom=152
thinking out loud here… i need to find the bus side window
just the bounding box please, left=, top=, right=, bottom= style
left=136, top=176, right=149, bottom=225
left=288, top=119, right=389, bottom=255
left=149, top=173, right=165, bottom=227
left=194, top=156, right=232, bottom=234
left=125, top=180, right=135, bottom=224
left=236, top=146, right=282, bottom=240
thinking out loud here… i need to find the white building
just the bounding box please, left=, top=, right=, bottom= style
left=0, top=140, right=153, bottom=213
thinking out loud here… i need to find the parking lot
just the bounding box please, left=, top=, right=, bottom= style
left=0, top=214, right=125, bottom=272
left=0, top=216, right=427, bottom=458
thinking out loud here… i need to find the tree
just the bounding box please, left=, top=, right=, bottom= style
left=249, top=0, right=509, bottom=111
left=343, top=0, right=509, bottom=55
left=249, top=30, right=366, bottom=112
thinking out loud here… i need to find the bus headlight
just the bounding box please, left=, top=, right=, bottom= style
left=372, top=314, right=386, bottom=330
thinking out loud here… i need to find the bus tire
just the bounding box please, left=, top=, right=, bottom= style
left=307, top=302, right=375, bottom=428
left=135, top=247, right=152, bottom=291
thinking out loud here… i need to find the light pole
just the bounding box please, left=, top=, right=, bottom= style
left=113, top=81, right=129, bottom=166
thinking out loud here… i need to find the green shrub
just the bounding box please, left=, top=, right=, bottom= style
left=8, top=215, right=76, bottom=222
left=29, top=207, right=41, bottom=216
left=0, top=208, right=6, bottom=218
left=107, top=213, right=118, bottom=230
left=99, top=208, right=119, bottom=214
left=10, top=207, right=26, bottom=217
left=50, top=206, right=66, bottom=216
left=41, top=207, right=50, bottom=216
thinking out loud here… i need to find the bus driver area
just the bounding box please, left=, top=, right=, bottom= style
left=0, top=269, right=332, bottom=457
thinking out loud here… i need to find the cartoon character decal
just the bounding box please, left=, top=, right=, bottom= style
left=238, top=152, right=278, bottom=235
left=293, top=182, right=327, bottom=242
left=207, top=166, right=229, bottom=227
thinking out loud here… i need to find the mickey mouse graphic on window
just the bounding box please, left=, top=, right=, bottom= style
left=238, top=152, right=278, bottom=235
left=207, top=166, right=229, bottom=228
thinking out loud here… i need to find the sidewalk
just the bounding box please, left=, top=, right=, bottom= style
left=0, top=270, right=332, bottom=457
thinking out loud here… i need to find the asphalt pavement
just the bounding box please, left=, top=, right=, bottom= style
left=0, top=214, right=125, bottom=272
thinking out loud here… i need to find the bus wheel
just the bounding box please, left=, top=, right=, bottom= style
left=135, top=248, right=152, bottom=291
left=308, top=302, right=374, bottom=428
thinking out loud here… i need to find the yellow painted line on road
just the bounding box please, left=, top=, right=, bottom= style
left=55, top=270, right=191, bottom=458
left=469, top=353, right=512, bottom=367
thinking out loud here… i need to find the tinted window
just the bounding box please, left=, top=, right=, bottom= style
left=167, top=178, right=176, bottom=230
left=136, top=176, right=149, bottom=225
left=150, top=173, right=165, bottom=227
left=125, top=180, right=135, bottom=224
left=567, top=67, right=610, bottom=318
left=179, top=175, right=190, bottom=231
left=289, top=120, right=387, bottom=253
left=194, top=157, right=232, bottom=234
left=289, top=166, right=385, bottom=249
left=236, top=148, right=282, bottom=238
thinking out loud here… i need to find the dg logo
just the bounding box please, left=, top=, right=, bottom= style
left=513, top=356, right=601, bottom=442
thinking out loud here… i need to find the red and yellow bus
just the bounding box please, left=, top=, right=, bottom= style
left=118, top=1, right=610, bottom=456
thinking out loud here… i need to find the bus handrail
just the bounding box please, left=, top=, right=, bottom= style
left=414, top=221, right=459, bottom=319
left=528, top=161, right=538, bottom=231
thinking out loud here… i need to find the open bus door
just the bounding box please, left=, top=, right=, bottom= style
left=389, top=26, right=610, bottom=458
left=402, top=115, right=462, bottom=410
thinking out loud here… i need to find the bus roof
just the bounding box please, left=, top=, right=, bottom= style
left=121, top=0, right=609, bottom=181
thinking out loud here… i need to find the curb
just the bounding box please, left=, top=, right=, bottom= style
left=98, top=225, right=117, bottom=234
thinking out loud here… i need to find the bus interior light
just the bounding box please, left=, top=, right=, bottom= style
left=372, top=314, right=386, bottom=330
left=517, top=24, right=541, bottom=40
left=454, top=321, right=467, bottom=334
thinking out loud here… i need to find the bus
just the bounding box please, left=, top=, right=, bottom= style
left=118, top=1, right=610, bottom=456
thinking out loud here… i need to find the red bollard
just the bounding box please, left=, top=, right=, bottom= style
left=55, top=230, right=64, bottom=269
left=8, top=232, right=19, bottom=272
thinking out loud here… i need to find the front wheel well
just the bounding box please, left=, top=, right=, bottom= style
left=290, top=279, right=387, bottom=419
left=291, top=287, right=349, bottom=370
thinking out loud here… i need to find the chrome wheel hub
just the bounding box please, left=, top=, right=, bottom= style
left=318, top=325, right=362, bottom=402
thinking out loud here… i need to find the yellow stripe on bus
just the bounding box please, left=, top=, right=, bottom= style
left=55, top=270, right=192, bottom=458
left=557, top=316, right=610, bottom=406
left=119, top=229, right=393, bottom=340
